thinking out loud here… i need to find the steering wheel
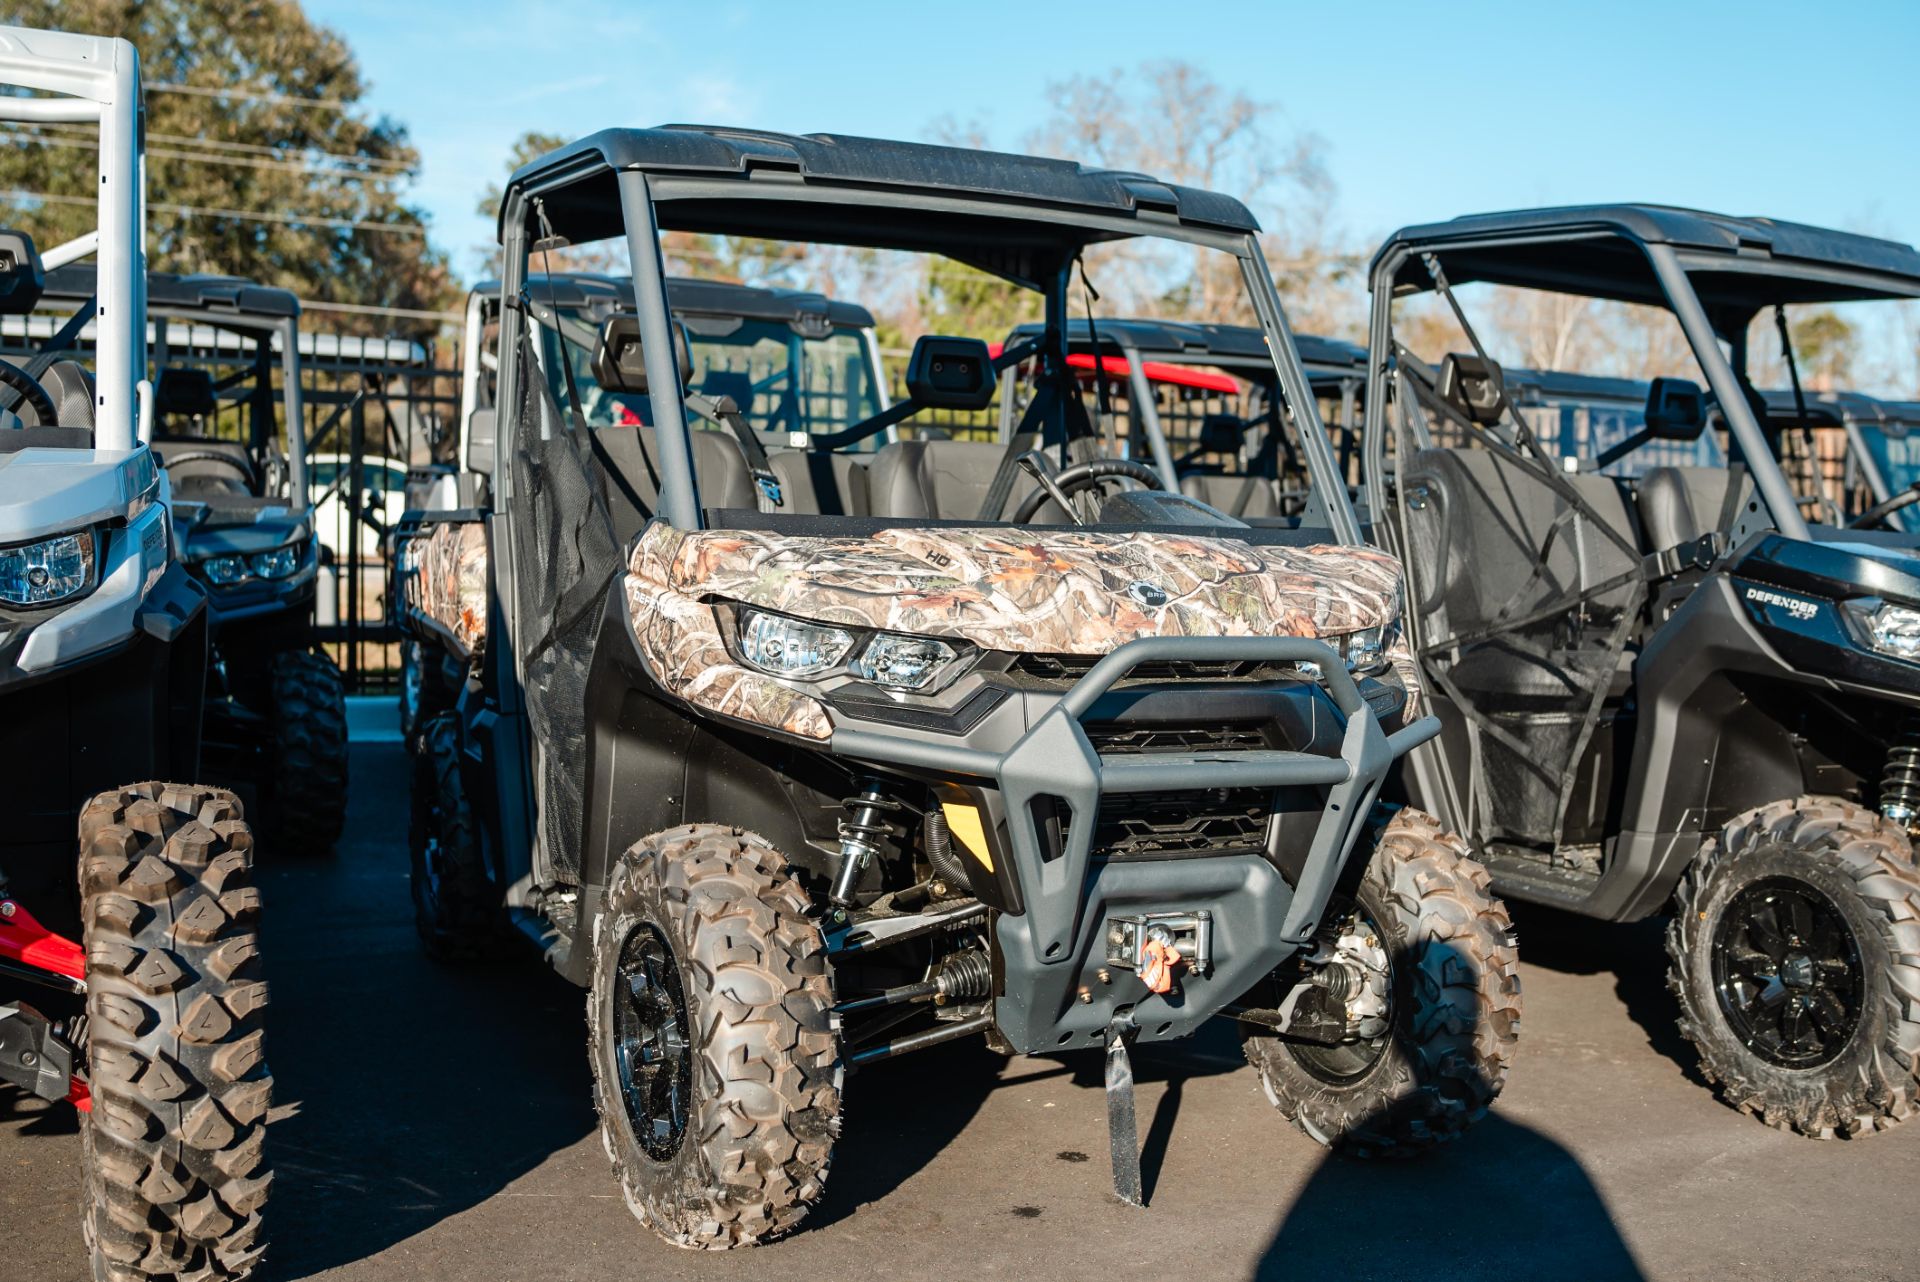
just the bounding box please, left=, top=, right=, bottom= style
left=1009, top=457, right=1167, bottom=524
left=1849, top=482, right=1920, bottom=530
left=161, top=449, right=261, bottom=490
left=0, top=356, right=59, bottom=426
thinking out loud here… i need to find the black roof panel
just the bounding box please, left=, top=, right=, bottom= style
left=507, top=126, right=1258, bottom=235
left=43, top=265, right=299, bottom=319
left=1377, top=204, right=1920, bottom=309
left=479, top=272, right=876, bottom=329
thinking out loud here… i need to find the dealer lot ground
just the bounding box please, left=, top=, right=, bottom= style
left=2, top=740, right=1913, bottom=1282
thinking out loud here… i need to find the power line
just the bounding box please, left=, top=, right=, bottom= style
left=1, top=123, right=415, bottom=179
left=0, top=189, right=428, bottom=237
left=148, top=130, right=414, bottom=174
left=151, top=82, right=353, bottom=112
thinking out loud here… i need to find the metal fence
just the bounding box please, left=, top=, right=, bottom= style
left=302, top=333, right=459, bottom=694
left=0, top=311, right=456, bottom=694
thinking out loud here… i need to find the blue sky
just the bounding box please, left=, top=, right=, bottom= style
left=307, top=0, right=1920, bottom=282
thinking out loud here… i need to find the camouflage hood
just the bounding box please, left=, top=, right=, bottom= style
left=628, top=523, right=1404, bottom=653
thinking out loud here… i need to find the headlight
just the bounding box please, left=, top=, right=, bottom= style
left=1343, top=624, right=1386, bottom=673
left=0, top=529, right=96, bottom=607
left=199, top=554, right=249, bottom=586
left=736, top=607, right=855, bottom=677
left=1337, top=621, right=1397, bottom=674
left=251, top=543, right=303, bottom=580
left=850, top=633, right=958, bottom=691
left=1864, top=602, right=1920, bottom=660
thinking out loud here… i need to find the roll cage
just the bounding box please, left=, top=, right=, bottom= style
left=0, top=26, right=146, bottom=450
left=1361, top=205, right=1920, bottom=546
left=491, top=125, right=1359, bottom=543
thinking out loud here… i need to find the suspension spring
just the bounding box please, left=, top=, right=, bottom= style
left=1881, top=716, right=1920, bottom=832
left=933, top=947, right=992, bottom=1002
left=831, top=783, right=905, bottom=907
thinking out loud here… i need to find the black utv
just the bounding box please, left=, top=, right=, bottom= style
left=26, top=268, right=352, bottom=855
left=1357, top=205, right=1920, bottom=1137
left=394, top=126, right=1522, bottom=1245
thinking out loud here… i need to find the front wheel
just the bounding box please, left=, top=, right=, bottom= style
left=1241, top=807, right=1522, bottom=1156
left=1667, top=796, right=1920, bottom=1138
left=266, top=650, right=348, bottom=857
left=79, top=783, right=273, bottom=1281
left=588, top=825, right=840, bottom=1249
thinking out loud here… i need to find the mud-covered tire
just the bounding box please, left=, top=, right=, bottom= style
left=77, top=783, right=272, bottom=1281
left=266, top=650, right=348, bottom=857
left=588, top=825, right=840, bottom=1249
left=1667, top=796, right=1920, bottom=1138
left=1242, top=807, right=1522, bottom=1157
left=409, top=714, right=506, bottom=961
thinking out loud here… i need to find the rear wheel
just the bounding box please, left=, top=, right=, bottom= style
left=409, top=713, right=505, bottom=960
left=1668, top=796, right=1920, bottom=1138
left=1241, top=807, right=1522, bottom=1156
left=78, top=783, right=272, bottom=1281
left=588, top=825, right=840, bottom=1248
left=266, top=650, right=348, bottom=857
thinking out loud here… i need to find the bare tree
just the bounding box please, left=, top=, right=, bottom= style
left=1023, top=61, right=1355, bottom=336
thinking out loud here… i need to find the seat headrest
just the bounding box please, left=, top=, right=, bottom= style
left=39, top=361, right=95, bottom=429
left=1196, top=413, right=1248, bottom=455
left=701, top=369, right=755, bottom=416
left=155, top=366, right=216, bottom=419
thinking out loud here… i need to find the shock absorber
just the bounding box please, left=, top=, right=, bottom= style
left=1881, top=716, right=1920, bottom=833
left=831, top=782, right=903, bottom=907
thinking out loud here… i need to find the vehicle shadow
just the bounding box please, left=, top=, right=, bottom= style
left=1257, top=933, right=1647, bottom=1282
left=1507, top=900, right=1705, bottom=1086
left=257, top=743, right=596, bottom=1281
left=811, top=1014, right=1246, bottom=1227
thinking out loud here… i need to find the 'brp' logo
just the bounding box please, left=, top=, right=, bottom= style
left=1127, top=581, right=1170, bottom=609
left=1743, top=585, right=1819, bottom=622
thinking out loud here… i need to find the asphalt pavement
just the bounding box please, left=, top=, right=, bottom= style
left=4, top=739, right=1915, bottom=1282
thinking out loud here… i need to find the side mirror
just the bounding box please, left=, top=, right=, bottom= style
left=591, top=315, right=691, bottom=394
left=464, top=407, right=495, bottom=476
left=906, top=336, right=995, bottom=410
left=1645, top=377, right=1706, bottom=440
left=0, top=229, right=43, bottom=316
left=1437, top=353, right=1506, bottom=427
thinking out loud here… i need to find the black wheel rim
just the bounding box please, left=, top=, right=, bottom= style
left=611, top=922, right=692, bottom=1160
left=1710, top=875, right=1864, bottom=1069
left=1286, top=906, right=1393, bottom=1085
left=400, top=644, right=421, bottom=732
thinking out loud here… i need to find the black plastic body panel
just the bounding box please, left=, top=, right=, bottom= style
left=0, top=566, right=208, bottom=932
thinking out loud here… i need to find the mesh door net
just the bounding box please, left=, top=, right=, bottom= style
left=506, top=328, right=628, bottom=882
left=1393, top=375, right=1646, bottom=850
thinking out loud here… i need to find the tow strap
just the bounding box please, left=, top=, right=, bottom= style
left=1104, top=1012, right=1144, bottom=1208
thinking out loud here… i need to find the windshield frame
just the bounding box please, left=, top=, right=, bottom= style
left=495, top=165, right=1362, bottom=544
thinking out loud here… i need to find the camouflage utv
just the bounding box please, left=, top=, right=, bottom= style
left=393, top=126, right=1521, bottom=1245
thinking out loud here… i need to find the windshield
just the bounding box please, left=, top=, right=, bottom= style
left=538, top=313, right=882, bottom=446
left=508, top=189, right=1349, bottom=537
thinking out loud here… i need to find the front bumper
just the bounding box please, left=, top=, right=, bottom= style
left=833, top=635, right=1438, bottom=1055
